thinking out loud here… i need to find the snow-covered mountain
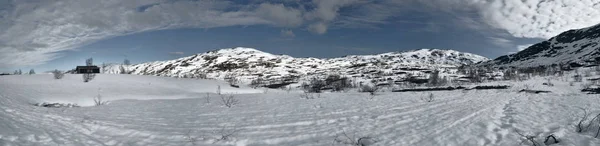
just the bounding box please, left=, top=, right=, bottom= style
left=484, top=23, right=600, bottom=68
left=105, top=47, right=488, bottom=85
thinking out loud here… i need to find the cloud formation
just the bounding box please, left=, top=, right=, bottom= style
left=169, top=51, right=185, bottom=55
left=280, top=29, right=296, bottom=37
left=1, top=0, right=599, bottom=67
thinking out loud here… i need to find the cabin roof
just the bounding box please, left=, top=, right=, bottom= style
left=76, top=66, right=99, bottom=69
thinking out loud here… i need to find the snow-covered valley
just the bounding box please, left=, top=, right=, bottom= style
left=1, top=73, right=600, bottom=146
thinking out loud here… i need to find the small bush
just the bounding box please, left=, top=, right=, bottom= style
left=359, top=85, right=378, bottom=96
left=220, top=94, right=238, bottom=108
left=326, top=75, right=352, bottom=92
left=250, top=77, right=264, bottom=88
left=516, top=130, right=539, bottom=146
left=83, top=73, right=95, bottom=82
left=302, top=77, right=326, bottom=93
left=224, top=73, right=239, bottom=86
left=421, top=93, right=435, bottom=102
left=52, top=70, right=64, bottom=79
left=205, top=93, right=211, bottom=103
left=93, top=94, right=109, bottom=106
left=213, top=126, right=240, bottom=143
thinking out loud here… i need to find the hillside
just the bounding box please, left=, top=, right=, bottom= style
left=484, top=23, right=600, bottom=68
left=105, top=47, right=488, bottom=86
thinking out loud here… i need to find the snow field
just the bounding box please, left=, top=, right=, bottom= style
left=0, top=74, right=599, bottom=145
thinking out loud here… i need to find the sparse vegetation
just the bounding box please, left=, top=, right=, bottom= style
left=220, top=94, right=238, bottom=108
left=213, top=126, right=241, bottom=143
left=333, top=131, right=375, bottom=146
left=421, top=93, right=435, bottom=102
left=224, top=73, right=239, bottom=86
left=205, top=93, right=210, bottom=104
left=359, top=85, right=378, bottom=96
left=93, top=94, right=109, bottom=106
left=300, top=92, right=320, bottom=99
left=576, top=108, right=600, bottom=138
left=302, top=77, right=326, bottom=93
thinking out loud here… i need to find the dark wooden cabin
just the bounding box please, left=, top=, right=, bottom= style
left=75, top=66, right=100, bottom=74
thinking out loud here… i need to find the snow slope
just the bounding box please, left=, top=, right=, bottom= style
left=1, top=74, right=600, bottom=145
left=104, top=47, right=488, bottom=85
left=0, top=74, right=260, bottom=106
left=484, top=23, right=600, bottom=67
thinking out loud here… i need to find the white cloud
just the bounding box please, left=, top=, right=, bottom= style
left=478, top=0, right=600, bottom=38
left=254, top=3, right=303, bottom=27
left=0, top=0, right=284, bottom=68
left=488, top=37, right=513, bottom=48
left=308, top=22, right=328, bottom=34
left=169, top=51, right=185, bottom=55
left=280, top=29, right=296, bottom=37
left=517, top=44, right=534, bottom=51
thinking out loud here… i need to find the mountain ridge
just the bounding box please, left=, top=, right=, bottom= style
left=104, top=47, right=488, bottom=86
left=483, top=23, right=600, bottom=68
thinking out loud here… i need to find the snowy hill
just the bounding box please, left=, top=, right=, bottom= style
left=484, top=23, right=600, bottom=67
left=105, top=47, right=488, bottom=85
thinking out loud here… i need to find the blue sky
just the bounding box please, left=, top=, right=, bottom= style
left=1, top=0, right=599, bottom=73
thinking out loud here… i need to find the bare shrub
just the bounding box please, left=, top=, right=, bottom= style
left=576, top=108, right=600, bottom=137
left=213, top=126, right=241, bottom=143
left=515, top=130, right=540, bottom=146
left=119, top=65, right=128, bottom=74
left=300, top=92, right=320, bottom=99
left=326, top=74, right=352, bottom=92
left=29, top=69, right=35, bottom=75
left=184, top=130, right=201, bottom=145
left=83, top=73, right=95, bottom=82
left=250, top=77, right=264, bottom=88
left=220, top=94, right=238, bottom=108
left=205, top=93, right=210, bottom=104
left=216, top=85, right=221, bottom=95
left=93, top=94, right=109, bottom=106
left=543, top=134, right=559, bottom=145
left=302, top=77, right=326, bottom=93
left=421, top=93, right=435, bottom=102
left=52, top=69, right=64, bottom=79
left=333, top=131, right=375, bottom=146
left=224, top=73, right=239, bottom=86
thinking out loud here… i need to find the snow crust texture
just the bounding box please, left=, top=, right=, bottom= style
left=1, top=74, right=600, bottom=145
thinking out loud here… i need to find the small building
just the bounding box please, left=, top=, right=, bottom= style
left=75, top=66, right=100, bottom=74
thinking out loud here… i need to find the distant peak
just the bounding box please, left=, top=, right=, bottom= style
left=210, top=47, right=264, bottom=54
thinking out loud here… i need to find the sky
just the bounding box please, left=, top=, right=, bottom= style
left=1, top=0, right=600, bottom=73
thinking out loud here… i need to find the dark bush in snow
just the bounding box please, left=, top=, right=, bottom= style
left=334, top=131, right=376, bottom=146
left=325, top=74, right=352, bottom=92
left=52, top=69, right=64, bottom=79
left=83, top=73, right=95, bottom=82
left=220, top=94, right=238, bottom=108
left=302, top=77, right=326, bottom=93
left=93, top=94, right=109, bottom=106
